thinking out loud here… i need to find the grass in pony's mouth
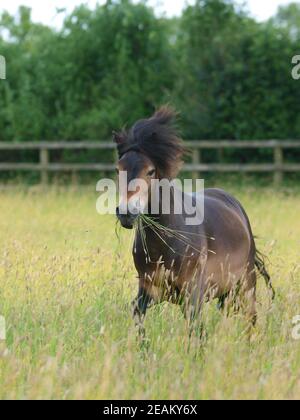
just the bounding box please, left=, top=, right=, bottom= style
left=138, top=214, right=207, bottom=256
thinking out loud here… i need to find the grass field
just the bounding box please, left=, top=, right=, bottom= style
left=0, top=185, right=300, bottom=400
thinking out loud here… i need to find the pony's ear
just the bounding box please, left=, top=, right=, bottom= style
left=112, top=130, right=127, bottom=145
left=152, top=105, right=178, bottom=126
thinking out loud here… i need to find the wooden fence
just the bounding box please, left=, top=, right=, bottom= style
left=0, top=140, right=300, bottom=185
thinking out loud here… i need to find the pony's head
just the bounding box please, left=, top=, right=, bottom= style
left=114, top=106, right=185, bottom=229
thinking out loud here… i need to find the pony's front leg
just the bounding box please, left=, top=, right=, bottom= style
left=132, top=285, right=154, bottom=339
left=182, top=281, right=206, bottom=340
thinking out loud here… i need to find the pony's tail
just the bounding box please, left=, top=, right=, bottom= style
left=255, top=250, right=275, bottom=301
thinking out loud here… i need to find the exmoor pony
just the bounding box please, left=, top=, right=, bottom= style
left=114, top=106, right=274, bottom=336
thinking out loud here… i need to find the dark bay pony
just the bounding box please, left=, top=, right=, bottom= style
left=114, top=106, right=274, bottom=334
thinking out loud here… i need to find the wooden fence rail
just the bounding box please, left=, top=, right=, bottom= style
left=0, top=140, right=300, bottom=185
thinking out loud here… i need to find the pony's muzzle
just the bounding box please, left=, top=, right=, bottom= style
left=116, top=207, right=138, bottom=230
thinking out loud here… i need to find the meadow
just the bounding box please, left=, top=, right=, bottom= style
left=0, top=185, right=300, bottom=400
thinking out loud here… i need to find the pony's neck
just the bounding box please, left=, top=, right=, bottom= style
left=148, top=184, right=183, bottom=227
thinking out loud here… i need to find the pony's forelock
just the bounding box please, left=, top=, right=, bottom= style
left=114, top=106, right=186, bottom=179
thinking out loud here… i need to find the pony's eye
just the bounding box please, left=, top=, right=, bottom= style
left=147, top=169, right=155, bottom=177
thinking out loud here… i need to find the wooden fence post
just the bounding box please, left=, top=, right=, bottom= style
left=274, top=145, right=283, bottom=186
left=192, top=148, right=201, bottom=180
left=40, top=147, right=49, bottom=186
left=192, top=147, right=201, bottom=191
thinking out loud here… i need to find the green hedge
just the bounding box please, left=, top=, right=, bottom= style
left=0, top=0, right=300, bottom=165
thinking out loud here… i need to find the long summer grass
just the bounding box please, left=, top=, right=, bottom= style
left=0, top=186, right=300, bottom=400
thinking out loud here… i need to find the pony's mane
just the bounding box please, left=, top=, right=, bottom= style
left=114, top=106, right=186, bottom=179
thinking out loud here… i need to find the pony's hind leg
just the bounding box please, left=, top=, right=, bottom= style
left=240, top=268, right=257, bottom=328
left=217, top=282, right=242, bottom=317
left=219, top=270, right=257, bottom=328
